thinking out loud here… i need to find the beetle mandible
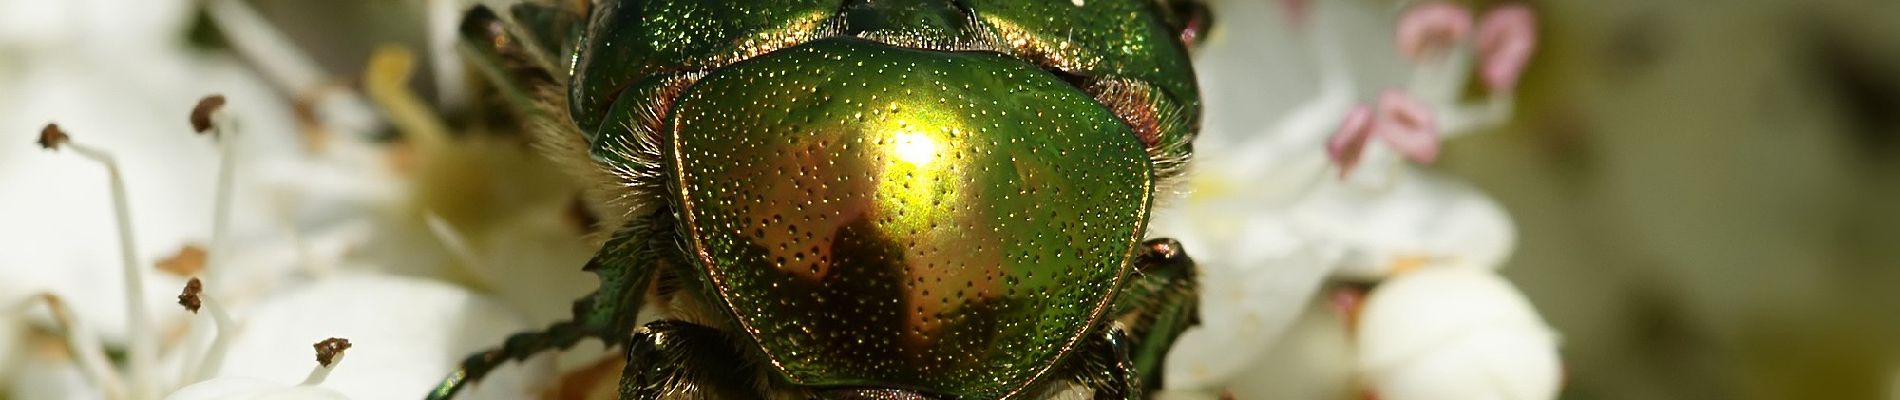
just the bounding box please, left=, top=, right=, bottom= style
left=433, top=0, right=1211, bottom=398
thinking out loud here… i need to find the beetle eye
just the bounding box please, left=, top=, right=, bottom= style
left=1156, top=0, right=1214, bottom=49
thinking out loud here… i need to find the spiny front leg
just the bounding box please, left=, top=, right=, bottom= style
left=1114, top=238, right=1201, bottom=393
left=426, top=213, right=670, bottom=400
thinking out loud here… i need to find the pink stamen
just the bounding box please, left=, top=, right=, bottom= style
left=1477, top=4, right=1538, bottom=92
left=1395, top=1, right=1473, bottom=62
left=1327, top=104, right=1375, bottom=177
left=1373, top=90, right=1441, bottom=165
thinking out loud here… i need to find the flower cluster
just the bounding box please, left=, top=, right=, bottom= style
left=1152, top=1, right=1559, bottom=399
left=0, top=0, right=608, bottom=398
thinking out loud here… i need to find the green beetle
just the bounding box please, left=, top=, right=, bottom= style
left=433, top=0, right=1210, bottom=398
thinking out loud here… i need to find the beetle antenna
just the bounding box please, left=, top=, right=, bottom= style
left=38, top=123, right=161, bottom=399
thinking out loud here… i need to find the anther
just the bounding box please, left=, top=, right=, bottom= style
left=313, top=338, right=352, bottom=368
left=191, top=95, right=228, bottom=134
left=302, top=338, right=353, bottom=387
left=37, top=123, right=68, bottom=150
left=179, top=278, right=205, bottom=313
left=157, top=244, right=209, bottom=276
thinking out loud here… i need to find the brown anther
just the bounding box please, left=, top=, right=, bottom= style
left=191, top=95, right=228, bottom=134
left=178, top=278, right=204, bottom=313
left=37, top=123, right=69, bottom=150
left=314, top=338, right=352, bottom=367
left=156, top=244, right=209, bottom=276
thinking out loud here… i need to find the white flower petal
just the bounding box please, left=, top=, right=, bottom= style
left=6, top=345, right=106, bottom=399
left=1219, top=300, right=1356, bottom=400
left=207, top=274, right=553, bottom=400
left=166, top=377, right=349, bottom=400
left=1294, top=168, right=1516, bottom=277
left=0, top=24, right=300, bottom=348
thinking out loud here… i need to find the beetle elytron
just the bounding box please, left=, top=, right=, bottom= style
left=432, top=0, right=1210, bottom=398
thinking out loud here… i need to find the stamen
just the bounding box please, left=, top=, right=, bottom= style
left=37, top=124, right=68, bottom=150
left=427, top=0, right=468, bottom=110
left=303, top=338, right=352, bottom=386
left=365, top=45, right=454, bottom=152
left=1326, top=104, right=1374, bottom=177
left=1373, top=90, right=1441, bottom=165
left=176, top=278, right=237, bottom=383
left=1425, top=5, right=1539, bottom=135
left=190, top=95, right=228, bottom=135
left=192, top=95, right=239, bottom=288
left=38, top=123, right=161, bottom=399
left=1476, top=4, right=1538, bottom=93
left=423, top=212, right=492, bottom=287
left=202, top=0, right=383, bottom=139
left=31, top=294, right=129, bottom=399
left=1394, top=2, right=1473, bottom=62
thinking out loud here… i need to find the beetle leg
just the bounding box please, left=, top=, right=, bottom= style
left=620, top=320, right=755, bottom=399
left=426, top=214, right=670, bottom=400
left=1066, top=322, right=1142, bottom=399
left=1112, top=238, right=1201, bottom=393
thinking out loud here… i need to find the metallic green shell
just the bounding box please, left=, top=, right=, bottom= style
left=665, top=38, right=1153, bottom=398
left=569, top=0, right=842, bottom=134
left=570, top=0, right=1199, bottom=164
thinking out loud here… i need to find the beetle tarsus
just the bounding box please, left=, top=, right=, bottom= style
left=426, top=217, right=667, bottom=400
left=425, top=319, right=589, bottom=400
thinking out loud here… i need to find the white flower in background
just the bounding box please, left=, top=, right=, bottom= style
left=1155, top=0, right=1554, bottom=398
left=196, top=274, right=552, bottom=399
left=2, top=0, right=599, bottom=398
left=0, top=0, right=292, bottom=355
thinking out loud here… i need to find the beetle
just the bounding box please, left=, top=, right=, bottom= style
left=430, top=0, right=1211, bottom=398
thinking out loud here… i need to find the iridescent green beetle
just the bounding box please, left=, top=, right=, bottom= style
left=434, top=0, right=1210, bottom=398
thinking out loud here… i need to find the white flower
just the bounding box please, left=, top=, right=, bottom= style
left=1158, top=0, right=1547, bottom=395
left=1, top=0, right=596, bottom=398
left=197, top=274, right=553, bottom=399
left=1356, top=267, right=1562, bottom=400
